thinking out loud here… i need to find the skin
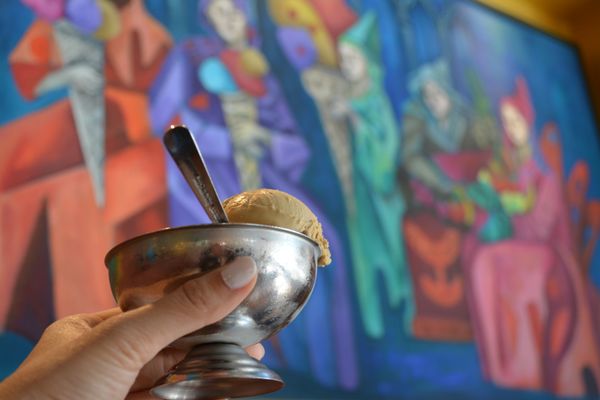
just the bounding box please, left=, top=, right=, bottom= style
left=422, top=80, right=452, bottom=122
left=338, top=42, right=368, bottom=84
left=501, top=103, right=530, bottom=148
left=338, top=43, right=372, bottom=100
left=0, top=257, right=262, bottom=400
left=206, top=0, right=247, bottom=49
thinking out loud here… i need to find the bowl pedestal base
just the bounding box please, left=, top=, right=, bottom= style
left=151, top=342, right=284, bottom=400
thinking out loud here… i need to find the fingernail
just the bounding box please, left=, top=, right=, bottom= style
left=221, top=256, right=257, bottom=289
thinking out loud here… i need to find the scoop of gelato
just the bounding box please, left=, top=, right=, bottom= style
left=223, top=189, right=331, bottom=266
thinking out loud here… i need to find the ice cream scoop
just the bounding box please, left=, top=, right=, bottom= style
left=223, top=189, right=331, bottom=266
left=162, top=125, right=330, bottom=266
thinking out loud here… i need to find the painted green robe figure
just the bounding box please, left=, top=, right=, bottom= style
left=337, top=12, right=412, bottom=338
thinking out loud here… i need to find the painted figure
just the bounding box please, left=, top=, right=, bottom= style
left=22, top=0, right=117, bottom=206
left=402, top=60, right=499, bottom=203
left=150, top=0, right=309, bottom=224
left=400, top=60, right=504, bottom=341
left=0, top=0, right=171, bottom=349
left=265, top=0, right=361, bottom=389
left=467, top=77, right=600, bottom=396
left=268, top=0, right=356, bottom=213
left=332, top=12, right=411, bottom=339
left=149, top=0, right=357, bottom=389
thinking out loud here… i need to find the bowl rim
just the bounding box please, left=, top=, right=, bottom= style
left=104, top=223, right=321, bottom=267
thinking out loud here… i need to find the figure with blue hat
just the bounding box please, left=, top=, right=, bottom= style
left=400, top=59, right=510, bottom=340
left=402, top=60, right=510, bottom=243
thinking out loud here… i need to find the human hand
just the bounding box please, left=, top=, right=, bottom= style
left=0, top=257, right=261, bottom=400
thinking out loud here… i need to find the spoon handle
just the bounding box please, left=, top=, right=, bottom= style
left=163, top=125, right=229, bottom=223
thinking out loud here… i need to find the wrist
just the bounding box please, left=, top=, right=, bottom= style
left=0, top=374, right=32, bottom=400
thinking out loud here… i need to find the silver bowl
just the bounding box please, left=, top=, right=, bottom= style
left=105, top=223, right=320, bottom=400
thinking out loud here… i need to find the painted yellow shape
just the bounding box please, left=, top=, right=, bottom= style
left=241, top=48, right=269, bottom=76
left=94, top=0, right=121, bottom=41
left=268, top=0, right=338, bottom=67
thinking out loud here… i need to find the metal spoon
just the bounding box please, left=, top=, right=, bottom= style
left=163, top=125, right=229, bottom=223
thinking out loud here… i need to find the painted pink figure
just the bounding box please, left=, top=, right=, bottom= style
left=466, top=77, right=600, bottom=396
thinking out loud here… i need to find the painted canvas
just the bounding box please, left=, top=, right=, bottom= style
left=1, top=0, right=599, bottom=398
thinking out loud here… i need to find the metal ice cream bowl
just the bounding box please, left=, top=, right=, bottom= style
left=104, top=223, right=320, bottom=400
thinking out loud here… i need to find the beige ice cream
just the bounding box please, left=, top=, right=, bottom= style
left=223, top=189, right=331, bottom=266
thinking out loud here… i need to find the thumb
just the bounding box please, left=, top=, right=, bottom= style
left=93, top=256, right=258, bottom=371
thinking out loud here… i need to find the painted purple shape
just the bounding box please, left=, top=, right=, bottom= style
left=149, top=38, right=221, bottom=133
left=276, top=27, right=317, bottom=71
left=65, top=0, right=102, bottom=35
left=21, top=0, right=65, bottom=21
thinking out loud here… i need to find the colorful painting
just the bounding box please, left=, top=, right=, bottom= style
left=1, top=0, right=599, bottom=398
